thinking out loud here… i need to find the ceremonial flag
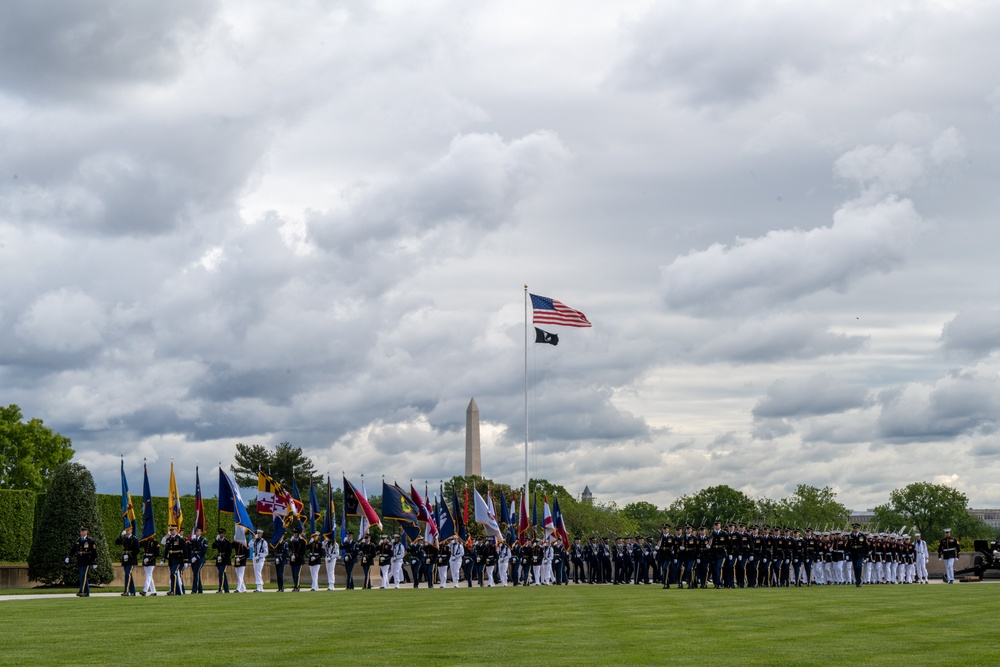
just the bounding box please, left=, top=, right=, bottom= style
left=193, top=466, right=207, bottom=534
left=452, top=486, right=467, bottom=541
left=359, top=479, right=374, bottom=535
left=121, top=459, right=136, bottom=532
left=218, top=468, right=255, bottom=545
left=517, top=492, right=530, bottom=545
left=531, top=491, right=538, bottom=532
left=270, top=513, right=286, bottom=548
left=552, top=495, right=570, bottom=547
left=340, top=498, right=347, bottom=543
left=382, top=481, right=420, bottom=527
left=498, top=490, right=510, bottom=533
left=410, top=484, right=429, bottom=523
left=474, top=488, right=503, bottom=542
left=290, top=476, right=305, bottom=533
left=530, top=293, right=591, bottom=328
left=343, top=476, right=381, bottom=532
left=168, top=461, right=183, bottom=530
left=322, top=476, right=336, bottom=541
left=256, top=471, right=304, bottom=517
left=534, top=327, right=559, bottom=346
left=140, top=463, right=155, bottom=542
left=542, top=495, right=555, bottom=540
left=309, top=478, right=321, bottom=535
left=437, top=488, right=456, bottom=541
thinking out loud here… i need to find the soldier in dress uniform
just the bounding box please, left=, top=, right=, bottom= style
left=308, top=532, right=325, bottom=591
left=710, top=520, right=728, bottom=589
left=483, top=539, right=498, bottom=587
left=341, top=531, right=356, bottom=590
left=251, top=528, right=269, bottom=592
left=212, top=528, right=231, bottom=593
left=497, top=540, right=512, bottom=586
left=802, top=528, right=818, bottom=587
left=115, top=525, right=140, bottom=596
left=422, top=539, right=438, bottom=587
left=390, top=534, right=405, bottom=589
left=436, top=539, right=451, bottom=588
left=140, top=534, right=160, bottom=596
left=938, top=528, right=960, bottom=584
left=846, top=523, right=869, bottom=587
left=232, top=533, right=249, bottom=592
left=65, top=526, right=98, bottom=597
left=272, top=533, right=289, bottom=592
left=324, top=534, right=340, bottom=590
left=163, top=525, right=187, bottom=595
left=407, top=537, right=425, bottom=588
left=378, top=535, right=393, bottom=588
left=289, top=527, right=307, bottom=591
left=462, top=539, right=476, bottom=587
left=734, top=523, right=750, bottom=588
left=571, top=538, right=585, bottom=584
left=583, top=538, right=597, bottom=584
left=358, top=533, right=377, bottom=589
left=189, top=527, right=208, bottom=594
left=913, top=531, right=930, bottom=584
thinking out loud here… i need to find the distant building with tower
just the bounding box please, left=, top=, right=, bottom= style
left=581, top=486, right=593, bottom=503
left=465, top=397, right=481, bottom=477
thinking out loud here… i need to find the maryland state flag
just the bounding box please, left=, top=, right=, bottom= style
left=168, top=461, right=183, bottom=530
left=256, top=471, right=303, bottom=516
left=343, top=476, right=381, bottom=532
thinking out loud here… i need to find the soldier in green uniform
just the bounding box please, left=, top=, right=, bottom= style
left=65, top=526, right=97, bottom=597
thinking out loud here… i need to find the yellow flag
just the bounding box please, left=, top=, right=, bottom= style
left=168, top=461, right=184, bottom=530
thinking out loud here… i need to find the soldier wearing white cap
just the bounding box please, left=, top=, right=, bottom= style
left=448, top=535, right=465, bottom=588
left=323, top=535, right=339, bottom=590
left=937, top=529, right=960, bottom=583
left=308, top=532, right=324, bottom=591
left=252, top=528, right=269, bottom=592
left=913, top=532, right=929, bottom=583
left=390, top=534, right=405, bottom=589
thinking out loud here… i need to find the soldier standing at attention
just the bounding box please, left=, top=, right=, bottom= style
left=163, top=525, right=187, bottom=595
left=289, top=528, right=306, bottom=591
left=308, top=532, right=324, bottom=591
left=65, top=526, right=97, bottom=597
left=358, top=533, right=377, bottom=589
left=273, top=533, right=289, bottom=592
left=251, top=529, right=269, bottom=592
left=938, top=528, right=960, bottom=584
left=913, top=532, right=930, bottom=584
left=232, top=534, right=249, bottom=592
left=188, top=527, right=208, bottom=594
left=140, top=534, right=160, bottom=596
left=407, top=537, right=424, bottom=588
left=115, top=525, right=140, bottom=596
left=324, top=534, right=340, bottom=591
left=436, top=539, right=451, bottom=588
left=212, top=528, right=232, bottom=593
left=378, top=535, right=393, bottom=588
left=422, top=539, right=438, bottom=587
left=341, top=531, right=357, bottom=590
left=390, top=534, right=405, bottom=589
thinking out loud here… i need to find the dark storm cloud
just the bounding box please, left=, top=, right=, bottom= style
left=940, top=309, right=1000, bottom=357
left=0, top=0, right=217, bottom=99
left=752, top=374, right=870, bottom=419
left=876, top=368, right=1000, bottom=442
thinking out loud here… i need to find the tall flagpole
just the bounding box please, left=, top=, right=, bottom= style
left=524, top=285, right=529, bottom=504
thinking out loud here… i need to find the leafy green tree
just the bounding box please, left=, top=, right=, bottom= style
left=28, top=463, right=113, bottom=585
left=232, top=441, right=321, bottom=491
left=0, top=404, right=74, bottom=493
left=775, top=485, right=849, bottom=530
left=872, top=482, right=993, bottom=545
left=668, top=485, right=757, bottom=527
left=622, top=501, right=669, bottom=535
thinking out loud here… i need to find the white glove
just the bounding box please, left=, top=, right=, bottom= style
left=121, top=530, right=126, bottom=536
left=64, top=558, right=69, bottom=564
left=92, top=564, right=97, bottom=570
left=191, top=558, right=196, bottom=563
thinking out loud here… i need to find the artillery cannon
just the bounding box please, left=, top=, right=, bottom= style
left=953, top=540, right=1000, bottom=580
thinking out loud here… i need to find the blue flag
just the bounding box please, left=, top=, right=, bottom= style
left=437, top=487, right=455, bottom=541
left=452, top=486, right=467, bottom=541
left=340, top=496, right=347, bottom=543
left=322, top=476, right=335, bottom=541
left=290, top=476, right=305, bottom=533
left=218, top=468, right=255, bottom=542
left=270, top=513, right=286, bottom=548
left=382, top=481, right=420, bottom=526
left=140, top=463, right=156, bottom=542
left=309, top=479, right=320, bottom=535
left=121, top=459, right=136, bottom=532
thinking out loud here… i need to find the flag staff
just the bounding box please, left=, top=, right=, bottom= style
left=524, top=284, right=529, bottom=507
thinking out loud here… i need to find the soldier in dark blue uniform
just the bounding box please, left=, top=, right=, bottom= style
left=710, top=520, right=728, bottom=589
left=341, top=531, right=357, bottom=590
left=846, top=523, right=869, bottom=587
left=115, top=525, right=140, bottom=596
left=212, top=528, right=232, bottom=593
left=188, top=527, right=208, bottom=594
left=163, top=525, right=187, bottom=595
left=407, top=537, right=425, bottom=588
left=358, top=534, right=376, bottom=589
left=273, top=533, right=289, bottom=592
left=289, top=528, right=307, bottom=591
left=422, top=539, right=437, bottom=586
left=140, top=536, right=160, bottom=596
left=65, top=526, right=97, bottom=597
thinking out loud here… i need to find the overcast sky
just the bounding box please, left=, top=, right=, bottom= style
left=2, top=0, right=999, bottom=510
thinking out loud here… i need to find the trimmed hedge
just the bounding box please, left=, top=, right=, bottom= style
left=99, top=494, right=221, bottom=561
left=0, top=490, right=36, bottom=562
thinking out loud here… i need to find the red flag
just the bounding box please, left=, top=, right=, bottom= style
left=193, top=466, right=206, bottom=533
left=518, top=492, right=530, bottom=545
left=411, top=484, right=429, bottom=523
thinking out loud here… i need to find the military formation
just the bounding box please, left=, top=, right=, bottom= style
left=68, top=517, right=967, bottom=596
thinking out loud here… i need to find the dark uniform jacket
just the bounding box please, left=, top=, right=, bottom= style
left=115, top=532, right=140, bottom=565
left=68, top=536, right=97, bottom=566
left=232, top=542, right=248, bottom=567
left=142, top=540, right=160, bottom=566
left=289, top=536, right=307, bottom=565
left=213, top=536, right=232, bottom=566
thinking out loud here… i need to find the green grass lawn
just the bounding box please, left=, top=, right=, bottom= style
left=0, top=585, right=995, bottom=666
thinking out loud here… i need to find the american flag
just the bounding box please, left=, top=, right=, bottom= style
left=530, top=293, right=591, bottom=328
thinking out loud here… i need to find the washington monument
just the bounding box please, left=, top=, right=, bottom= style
left=465, top=397, right=481, bottom=477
